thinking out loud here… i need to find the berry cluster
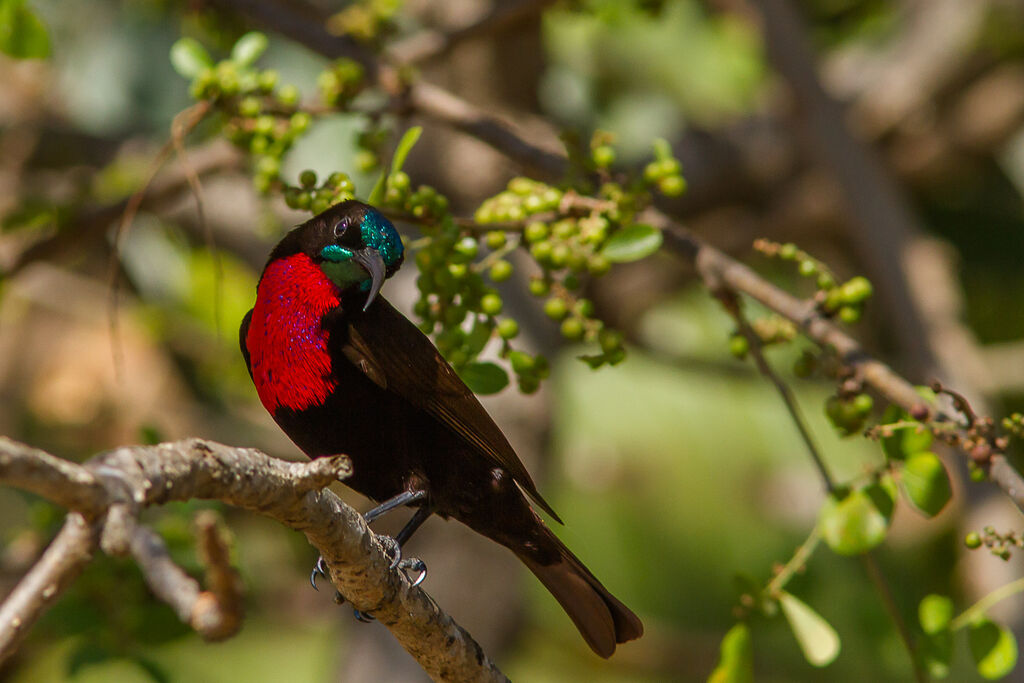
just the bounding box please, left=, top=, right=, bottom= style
left=755, top=240, right=874, bottom=323
left=964, top=526, right=1022, bottom=560
left=1001, top=412, right=1024, bottom=439
left=825, top=392, right=874, bottom=436
left=284, top=170, right=356, bottom=214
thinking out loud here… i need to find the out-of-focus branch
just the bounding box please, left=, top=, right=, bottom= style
left=654, top=216, right=1024, bottom=514
left=4, top=140, right=241, bottom=277
left=754, top=0, right=938, bottom=380
left=387, top=0, right=557, bottom=65
left=0, top=514, right=100, bottom=662
left=0, top=438, right=509, bottom=682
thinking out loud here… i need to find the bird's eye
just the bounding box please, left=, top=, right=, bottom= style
left=333, top=219, right=349, bottom=238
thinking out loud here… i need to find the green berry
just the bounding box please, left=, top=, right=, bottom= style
left=256, top=155, right=280, bottom=178
left=965, top=532, right=982, bottom=549
left=587, top=255, right=611, bottom=276
left=563, top=274, right=580, bottom=290
left=239, top=96, right=261, bottom=117
left=658, top=175, right=686, bottom=197
left=497, top=318, right=519, bottom=340
left=561, top=318, right=584, bottom=340
left=543, top=297, right=568, bottom=320
left=838, top=306, right=861, bottom=324
left=480, top=293, right=503, bottom=316
left=552, top=220, right=576, bottom=240
left=524, top=194, right=544, bottom=213
left=489, top=260, right=513, bottom=282
left=841, top=276, right=873, bottom=303
left=575, top=299, right=595, bottom=317
left=798, top=260, right=817, bottom=277
left=728, top=334, right=749, bottom=359
left=390, top=171, right=410, bottom=191
left=779, top=243, right=798, bottom=260
left=299, top=169, right=317, bottom=188
left=290, top=111, right=311, bottom=134
left=550, top=244, right=569, bottom=268
left=852, top=393, right=873, bottom=415
left=509, top=351, right=535, bottom=373
left=592, top=145, right=615, bottom=168
left=970, top=465, right=987, bottom=482
left=453, top=237, right=478, bottom=259
left=447, top=263, right=468, bottom=280
left=485, top=231, right=507, bottom=250
left=277, top=83, right=299, bottom=106
left=255, top=115, right=275, bottom=135
left=356, top=149, right=378, bottom=173
left=528, top=278, right=549, bottom=297
left=817, top=273, right=835, bottom=289
left=530, top=241, right=553, bottom=263
left=643, top=161, right=661, bottom=183
left=518, top=376, right=540, bottom=394
left=524, top=221, right=548, bottom=244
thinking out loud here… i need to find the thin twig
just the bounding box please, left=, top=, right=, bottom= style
left=0, top=514, right=101, bottom=663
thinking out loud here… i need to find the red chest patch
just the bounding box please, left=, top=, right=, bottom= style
left=246, top=253, right=341, bottom=413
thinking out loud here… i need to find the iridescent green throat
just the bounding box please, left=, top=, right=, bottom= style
left=319, top=245, right=369, bottom=291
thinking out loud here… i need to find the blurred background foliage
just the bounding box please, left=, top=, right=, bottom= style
left=1, top=0, right=1024, bottom=681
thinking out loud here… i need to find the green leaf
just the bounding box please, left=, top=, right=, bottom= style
left=778, top=591, right=840, bottom=667
left=920, top=630, right=954, bottom=679
left=818, top=484, right=892, bottom=556
left=708, top=623, right=754, bottom=683
left=391, top=126, right=422, bottom=176
left=969, top=619, right=1018, bottom=679
left=602, top=224, right=663, bottom=263
left=880, top=403, right=933, bottom=461
left=902, top=452, right=952, bottom=517
left=368, top=126, right=422, bottom=205
left=230, top=31, right=268, bottom=66
left=459, top=362, right=509, bottom=395
left=170, top=38, right=213, bottom=79
left=919, top=594, right=954, bottom=635
left=0, top=0, right=50, bottom=59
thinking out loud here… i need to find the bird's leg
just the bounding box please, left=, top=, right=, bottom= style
left=363, top=489, right=427, bottom=524
left=392, top=505, right=431, bottom=587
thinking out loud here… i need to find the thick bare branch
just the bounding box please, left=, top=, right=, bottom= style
left=0, top=438, right=107, bottom=515
left=0, top=438, right=508, bottom=682
left=0, top=514, right=101, bottom=663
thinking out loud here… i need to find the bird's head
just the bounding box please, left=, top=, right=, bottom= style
left=272, top=200, right=405, bottom=311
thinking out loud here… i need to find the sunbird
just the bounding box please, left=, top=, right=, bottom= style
left=241, top=200, right=642, bottom=657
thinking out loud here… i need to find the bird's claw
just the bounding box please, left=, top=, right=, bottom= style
left=310, top=555, right=329, bottom=590
left=354, top=609, right=375, bottom=623
left=397, top=557, right=427, bottom=587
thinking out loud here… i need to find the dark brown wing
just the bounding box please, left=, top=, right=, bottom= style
left=333, top=297, right=562, bottom=523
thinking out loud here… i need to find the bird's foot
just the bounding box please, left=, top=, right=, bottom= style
left=376, top=534, right=402, bottom=569
left=397, top=557, right=428, bottom=588
left=375, top=534, right=427, bottom=587
left=310, top=555, right=328, bottom=590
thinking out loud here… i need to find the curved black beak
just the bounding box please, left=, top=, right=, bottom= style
left=351, top=246, right=387, bottom=311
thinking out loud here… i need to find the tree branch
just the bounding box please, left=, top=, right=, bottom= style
left=0, top=514, right=101, bottom=662
left=0, top=438, right=509, bottom=682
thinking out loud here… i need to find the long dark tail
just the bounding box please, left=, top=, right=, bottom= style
left=514, top=528, right=643, bottom=658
